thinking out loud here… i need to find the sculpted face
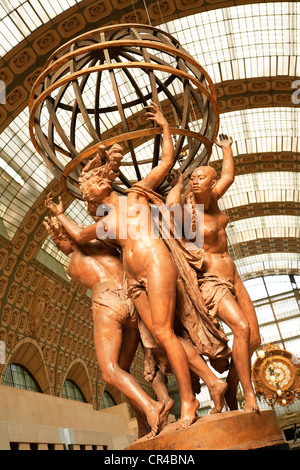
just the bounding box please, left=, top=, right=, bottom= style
left=84, top=177, right=112, bottom=202
left=53, top=237, right=74, bottom=256
left=189, top=166, right=217, bottom=196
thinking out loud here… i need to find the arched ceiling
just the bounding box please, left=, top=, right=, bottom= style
left=0, top=0, right=299, bottom=281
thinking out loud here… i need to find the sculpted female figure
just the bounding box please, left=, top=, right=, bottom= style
left=45, top=102, right=200, bottom=430
left=168, top=134, right=261, bottom=412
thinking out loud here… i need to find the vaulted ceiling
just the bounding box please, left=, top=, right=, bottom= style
left=0, top=0, right=299, bottom=282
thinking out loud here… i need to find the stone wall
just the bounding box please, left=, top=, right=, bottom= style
left=0, top=385, right=135, bottom=450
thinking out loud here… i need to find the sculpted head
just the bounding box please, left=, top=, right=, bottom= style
left=189, top=165, right=218, bottom=196
left=43, top=216, right=75, bottom=255
left=79, top=143, right=123, bottom=203
left=84, top=200, right=99, bottom=219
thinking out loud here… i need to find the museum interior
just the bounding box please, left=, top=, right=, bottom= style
left=0, top=0, right=300, bottom=451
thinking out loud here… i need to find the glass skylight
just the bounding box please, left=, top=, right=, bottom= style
left=162, top=2, right=300, bottom=82
left=1, top=2, right=299, bottom=81
left=226, top=214, right=300, bottom=245
left=0, top=106, right=53, bottom=238
left=219, top=172, right=300, bottom=210
left=235, top=252, right=300, bottom=280
left=0, top=0, right=79, bottom=57
left=211, top=108, right=300, bottom=161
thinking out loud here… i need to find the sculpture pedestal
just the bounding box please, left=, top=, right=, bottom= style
left=125, top=410, right=289, bottom=451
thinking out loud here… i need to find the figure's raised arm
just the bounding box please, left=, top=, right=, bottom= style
left=141, top=102, right=174, bottom=189
left=166, top=170, right=184, bottom=207
left=214, top=134, right=234, bottom=199
left=45, top=193, right=98, bottom=245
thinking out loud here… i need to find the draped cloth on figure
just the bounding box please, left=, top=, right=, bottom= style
left=125, top=182, right=231, bottom=377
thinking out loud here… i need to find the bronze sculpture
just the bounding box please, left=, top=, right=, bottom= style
left=44, top=104, right=231, bottom=434
left=45, top=102, right=200, bottom=431
left=29, top=22, right=268, bottom=448
left=44, top=203, right=228, bottom=435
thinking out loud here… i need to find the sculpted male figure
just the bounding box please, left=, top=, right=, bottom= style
left=169, top=134, right=261, bottom=412
left=43, top=213, right=166, bottom=438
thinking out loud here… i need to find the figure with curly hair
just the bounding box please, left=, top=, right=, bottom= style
left=46, top=102, right=201, bottom=430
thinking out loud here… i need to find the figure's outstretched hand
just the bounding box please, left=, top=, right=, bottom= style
left=167, top=169, right=183, bottom=187
left=145, top=101, right=168, bottom=127
left=45, top=193, right=64, bottom=216
left=215, top=134, right=233, bottom=148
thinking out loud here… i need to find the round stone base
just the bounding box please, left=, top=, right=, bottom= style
left=125, top=410, right=289, bottom=451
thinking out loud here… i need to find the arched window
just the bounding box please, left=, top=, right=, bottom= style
left=61, top=379, right=86, bottom=403
left=2, top=364, right=41, bottom=392
left=101, top=391, right=117, bottom=409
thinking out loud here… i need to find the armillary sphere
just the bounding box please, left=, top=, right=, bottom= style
left=29, top=23, right=219, bottom=199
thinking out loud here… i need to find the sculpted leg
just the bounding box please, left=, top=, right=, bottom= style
left=148, top=271, right=199, bottom=429
left=151, top=370, right=175, bottom=430
left=93, top=304, right=164, bottom=437
left=217, top=292, right=259, bottom=413
left=234, top=274, right=261, bottom=353
left=178, top=337, right=228, bottom=413
left=224, top=359, right=239, bottom=411
left=119, top=326, right=150, bottom=438
left=225, top=274, right=261, bottom=410
left=135, top=267, right=199, bottom=430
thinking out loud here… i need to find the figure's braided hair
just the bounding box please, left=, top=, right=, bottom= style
left=43, top=215, right=72, bottom=242
left=185, top=191, right=197, bottom=234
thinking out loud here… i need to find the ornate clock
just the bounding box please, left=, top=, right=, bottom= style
left=252, top=344, right=300, bottom=407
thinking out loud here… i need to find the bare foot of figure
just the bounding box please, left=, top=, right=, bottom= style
left=243, top=393, right=260, bottom=413
left=146, top=401, right=165, bottom=439
left=159, top=397, right=175, bottom=431
left=224, top=385, right=238, bottom=410
left=208, top=379, right=228, bottom=414
left=137, top=422, right=150, bottom=439
left=176, top=398, right=199, bottom=430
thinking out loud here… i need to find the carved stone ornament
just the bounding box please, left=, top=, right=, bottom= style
left=27, top=278, right=55, bottom=339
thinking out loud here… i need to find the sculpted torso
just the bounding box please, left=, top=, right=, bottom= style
left=97, top=192, right=172, bottom=282
left=67, top=241, right=124, bottom=299
left=200, top=195, right=236, bottom=281
left=188, top=164, right=237, bottom=282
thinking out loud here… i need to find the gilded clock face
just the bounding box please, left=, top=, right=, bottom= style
left=252, top=345, right=300, bottom=407
left=262, top=355, right=294, bottom=391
